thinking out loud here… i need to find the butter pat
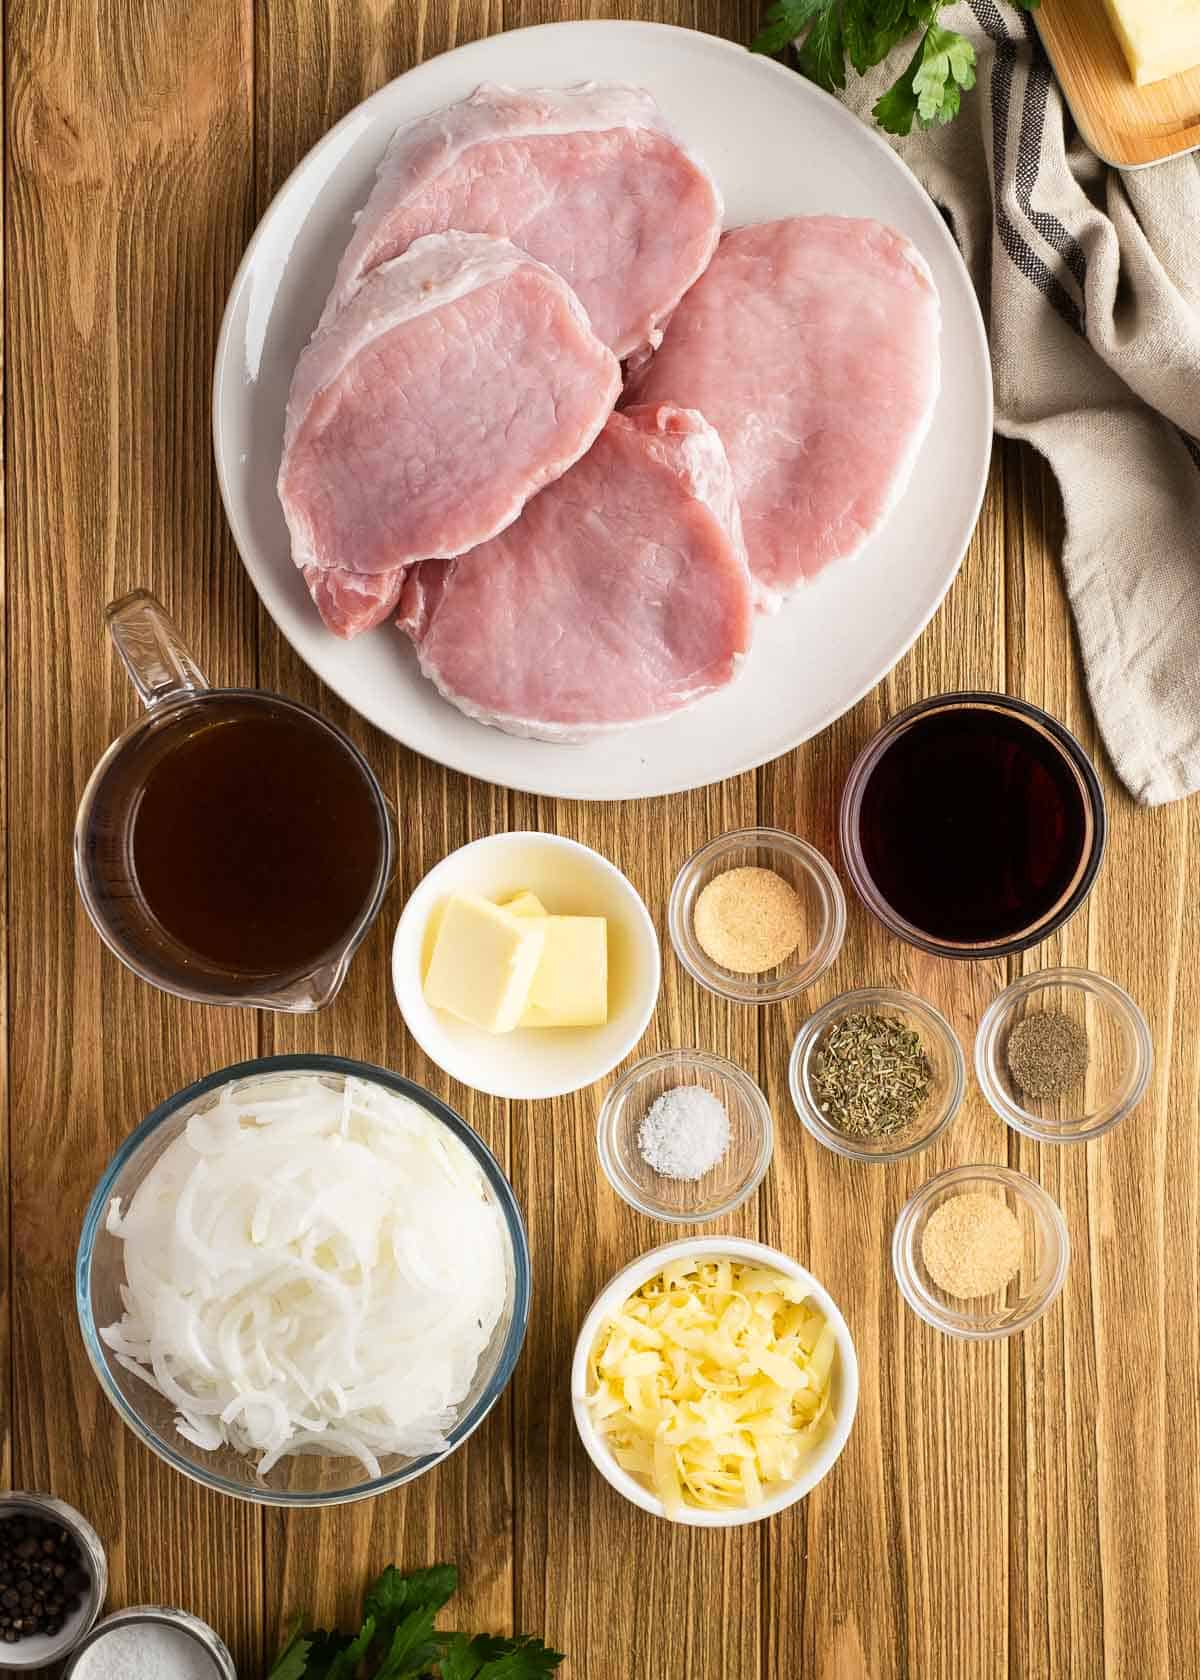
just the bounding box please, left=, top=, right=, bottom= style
left=519, top=915, right=608, bottom=1028
left=1102, top=0, right=1200, bottom=84
left=424, top=892, right=545, bottom=1033
left=502, top=891, right=548, bottom=918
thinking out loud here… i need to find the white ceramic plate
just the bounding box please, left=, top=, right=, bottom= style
left=214, top=21, right=993, bottom=802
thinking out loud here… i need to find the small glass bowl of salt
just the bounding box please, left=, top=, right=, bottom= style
left=596, top=1048, right=773, bottom=1223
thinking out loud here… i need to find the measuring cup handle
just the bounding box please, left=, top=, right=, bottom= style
left=105, top=589, right=208, bottom=707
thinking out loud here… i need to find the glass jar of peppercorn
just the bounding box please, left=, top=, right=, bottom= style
left=0, top=1494, right=105, bottom=1669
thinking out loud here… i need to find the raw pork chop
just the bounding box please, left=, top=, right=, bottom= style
left=396, top=405, right=754, bottom=740
left=279, top=231, right=620, bottom=637
left=322, top=83, right=723, bottom=359
left=626, top=216, right=941, bottom=605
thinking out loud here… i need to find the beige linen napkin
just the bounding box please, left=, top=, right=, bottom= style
left=834, top=1, right=1200, bottom=805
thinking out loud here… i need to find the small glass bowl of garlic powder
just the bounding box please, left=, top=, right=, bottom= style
left=571, top=1238, right=858, bottom=1526
left=669, top=828, right=846, bottom=1005
left=596, top=1048, right=773, bottom=1222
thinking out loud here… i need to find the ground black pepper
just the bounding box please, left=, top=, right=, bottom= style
left=1007, top=1009, right=1089, bottom=1100
left=0, top=1513, right=89, bottom=1643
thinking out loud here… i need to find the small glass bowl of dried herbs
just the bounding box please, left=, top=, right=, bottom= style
left=789, top=987, right=965, bottom=1163
left=975, top=967, right=1152, bottom=1144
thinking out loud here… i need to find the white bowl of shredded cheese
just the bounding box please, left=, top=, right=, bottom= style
left=571, top=1238, right=857, bottom=1526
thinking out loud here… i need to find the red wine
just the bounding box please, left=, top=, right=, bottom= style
left=131, top=703, right=385, bottom=978
left=855, top=703, right=1094, bottom=946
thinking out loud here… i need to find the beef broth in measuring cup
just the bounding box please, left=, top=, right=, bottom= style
left=75, top=591, right=393, bottom=1011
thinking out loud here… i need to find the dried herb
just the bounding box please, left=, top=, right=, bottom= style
left=811, top=1011, right=931, bottom=1138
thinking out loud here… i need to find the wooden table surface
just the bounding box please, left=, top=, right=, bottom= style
left=6, top=2, right=1199, bottom=1677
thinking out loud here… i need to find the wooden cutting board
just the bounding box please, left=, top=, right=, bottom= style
left=1036, top=0, right=1200, bottom=167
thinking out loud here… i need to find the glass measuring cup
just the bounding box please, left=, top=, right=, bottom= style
left=74, top=590, right=394, bottom=1012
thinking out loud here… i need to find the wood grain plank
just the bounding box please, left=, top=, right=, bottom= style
left=254, top=0, right=516, bottom=1663
left=508, top=781, right=762, bottom=1680
left=0, top=0, right=8, bottom=1499
left=1004, top=441, right=1200, bottom=1680
left=5, top=0, right=262, bottom=1669
left=759, top=443, right=1012, bottom=1680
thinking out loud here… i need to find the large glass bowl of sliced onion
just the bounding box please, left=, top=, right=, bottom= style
left=571, top=1238, right=857, bottom=1526
left=76, top=1054, right=529, bottom=1506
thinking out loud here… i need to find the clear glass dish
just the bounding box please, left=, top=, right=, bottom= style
left=75, top=1054, right=530, bottom=1507
left=892, top=1164, right=1070, bottom=1339
left=789, top=987, right=965, bottom=1163
left=668, top=827, right=846, bottom=1004
left=839, top=692, right=1106, bottom=960
left=596, top=1048, right=773, bottom=1222
left=975, top=967, right=1152, bottom=1143
left=75, top=592, right=395, bottom=1013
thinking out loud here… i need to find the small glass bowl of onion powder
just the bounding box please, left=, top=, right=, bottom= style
left=597, top=1049, right=773, bottom=1222
left=892, top=1165, right=1070, bottom=1339
left=63, top=1608, right=235, bottom=1680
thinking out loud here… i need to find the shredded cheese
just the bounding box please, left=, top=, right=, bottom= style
left=586, top=1259, right=837, bottom=1517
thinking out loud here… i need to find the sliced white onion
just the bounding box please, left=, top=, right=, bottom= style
left=101, top=1075, right=507, bottom=1475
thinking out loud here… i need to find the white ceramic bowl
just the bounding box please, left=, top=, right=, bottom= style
left=393, top=833, right=661, bottom=1100
left=571, top=1237, right=858, bottom=1526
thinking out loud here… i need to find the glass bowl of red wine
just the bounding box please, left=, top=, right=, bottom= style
left=839, top=693, right=1106, bottom=961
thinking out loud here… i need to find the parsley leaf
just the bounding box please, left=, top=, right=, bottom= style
left=373, top=1606, right=443, bottom=1680
left=874, top=22, right=976, bottom=134
left=265, top=1561, right=562, bottom=1680
left=365, top=1564, right=459, bottom=1635
left=437, top=1632, right=566, bottom=1680
left=319, top=1620, right=376, bottom=1680
left=290, top=1630, right=358, bottom=1680
left=265, top=1621, right=311, bottom=1680
left=752, top=0, right=1037, bottom=129
left=798, top=3, right=847, bottom=92
left=750, top=0, right=832, bottom=58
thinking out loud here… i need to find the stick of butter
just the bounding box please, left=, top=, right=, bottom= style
left=1102, top=0, right=1200, bottom=85
left=424, top=892, right=545, bottom=1033
left=501, top=891, right=548, bottom=918
left=519, top=915, right=608, bottom=1028
left=499, top=892, right=609, bottom=1027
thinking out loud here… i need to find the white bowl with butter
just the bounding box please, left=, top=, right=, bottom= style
left=392, top=833, right=661, bottom=1100
left=571, top=1237, right=858, bottom=1527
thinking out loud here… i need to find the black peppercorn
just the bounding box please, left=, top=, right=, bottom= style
left=0, top=1510, right=90, bottom=1643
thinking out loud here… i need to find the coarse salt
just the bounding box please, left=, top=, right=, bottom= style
left=637, top=1085, right=731, bottom=1180
left=71, top=1621, right=221, bottom=1680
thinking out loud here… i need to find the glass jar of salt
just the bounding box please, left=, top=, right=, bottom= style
left=64, top=1608, right=236, bottom=1680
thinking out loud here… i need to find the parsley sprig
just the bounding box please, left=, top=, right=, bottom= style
left=751, top=0, right=1039, bottom=134
left=267, top=1563, right=564, bottom=1680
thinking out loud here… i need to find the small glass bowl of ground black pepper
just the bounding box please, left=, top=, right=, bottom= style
left=892, top=1165, right=1070, bottom=1339
left=789, top=987, right=966, bottom=1163
left=840, top=693, right=1106, bottom=960
left=0, top=1494, right=106, bottom=1670
left=975, top=967, right=1153, bottom=1143
left=669, top=828, right=846, bottom=1005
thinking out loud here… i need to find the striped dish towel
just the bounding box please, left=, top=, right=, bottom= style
left=840, top=2, right=1200, bottom=805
